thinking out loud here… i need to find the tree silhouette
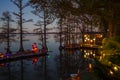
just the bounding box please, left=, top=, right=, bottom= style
left=0, top=11, right=16, bottom=53
left=30, top=0, right=120, bottom=37
left=31, top=0, right=55, bottom=49
left=33, top=20, right=53, bottom=48
left=11, top=0, right=32, bottom=52
left=33, top=20, right=44, bottom=47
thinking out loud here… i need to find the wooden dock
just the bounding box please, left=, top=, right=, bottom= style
left=0, top=52, right=48, bottom=63
left=60, top=45, right=99, bottom=50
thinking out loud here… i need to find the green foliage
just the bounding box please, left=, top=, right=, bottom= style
left=94, top=59, right=110, bottom=80
left=109, top=54, right=120, bottom=66
left=111, top=36, right=120, bottom=43
left=102, top=36, right=120, bottom=50
left=100, top=36, right=120, bottom=78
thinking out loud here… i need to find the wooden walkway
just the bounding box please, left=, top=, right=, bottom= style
left=60, top=45, right=99, bottom=50
left=0, top=52, right=48, bottom=63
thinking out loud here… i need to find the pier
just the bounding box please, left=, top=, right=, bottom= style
left=0, top=51, right=48, bottom=63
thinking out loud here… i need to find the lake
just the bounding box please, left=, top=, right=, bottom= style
left=0, top=34, right=61, bottom=80
left=0, top=34, right=97, bottom=80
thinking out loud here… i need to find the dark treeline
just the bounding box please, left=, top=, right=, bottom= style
left=0, top=0, right=120, bottom=52
left=30, top=0, right=120, bottom=37
left=0, top=0, right=120, bottom=80
left=29, top=1, right=120, bottom=80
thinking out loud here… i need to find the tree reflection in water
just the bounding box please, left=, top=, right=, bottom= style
left=57, top=48, right=83, bottom=80
left=56, top=47, right=97, bottom=80
left=0, top=34, right=98, bottom=80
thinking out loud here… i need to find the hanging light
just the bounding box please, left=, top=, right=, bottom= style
left=93, top=38, right=96, bottom=41
left=84, top=55, right=87, bottom=58
left=114, top=66, right=118, bottom=71
left=93, top=54, right=95, bottom=57
left=109, top=70, right=113, bottom=75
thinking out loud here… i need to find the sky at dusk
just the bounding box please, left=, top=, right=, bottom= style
left=0, top=0, right=55, bottom=32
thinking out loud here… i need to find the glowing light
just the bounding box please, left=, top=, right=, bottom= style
left=114, top=66, right=118, bottom=71
left=86, top=53, right=89, bottom=56
left=32, top=43, right=38, bottom=53
left=48, top=55, right=50, bottom=58
left=90, top=52, right=93, bottom=54
left=88, top=53, right=90, bottom=55
left=85, top=37, right=88, bottom=40
left=100, top=35, right=103, bottom=37
left=34, top=59, right=38, bottom=62
left=90, top=45, right=93, bottom=47
left=32, top=58, right=38, bottom=64
left=89, top=63, right=92, bottom=72
left=93, top=54, right=95, bottom=57
left=93, top=38, right=96, bottom=41
left=84, top=35, right=87, bottom=37
left=0, top=63, right=5, bottom=67
left=110, top=70, right=113, bottom=75
left=89, top=63, right=92, bottom=69
left=103, top=54, right=105, bottom=57
left=99, top=56, right=102, bottom=61
left=84, top=55, right=86, bottom=58
left=108, top=61, right=111, bottom=65
left=0, top=53, right=4, bottom=58
left=100, top=46, right=103, bottom=48
left=0, top=54, right=4, bottom=58
left=48, top=48, right=50, bottom=51
left=90, top=40, right=93, bottom=42
left=84, top=50, right=86, bottom=53
left=5, top=53, right=11, bottom=57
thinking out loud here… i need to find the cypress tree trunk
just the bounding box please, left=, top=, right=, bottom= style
left=114, top=24, right=120, bottom=36
left=19, top=0, right=24, bottom=52
left=7, top=17, right=11, bottom=53
left=108, top=21, right=114, bottom=37
left=59, top=18, right=62, bottom=48
left=113, top=3, right=120, bottom=37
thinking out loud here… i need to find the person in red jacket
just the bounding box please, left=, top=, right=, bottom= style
left=32, top=42, right=38, bottom=53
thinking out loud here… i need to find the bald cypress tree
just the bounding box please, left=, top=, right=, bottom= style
left=31, top=0, right=55, bottom=49
left=11, top=0, right=32, bottom=52
left=30, top=0, right=120, bottom=37
left=0, top=11, right=15, bottom=53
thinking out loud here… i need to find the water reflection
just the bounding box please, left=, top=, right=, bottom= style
left=0, top=34, right=49, bottom=80
left=0, top=34, right=99, bottom=80
left=57, top=47, right=98, bottom=80
left=58, top=48, right=84, bottom=80
left=0, top=59, right=47, bottom=80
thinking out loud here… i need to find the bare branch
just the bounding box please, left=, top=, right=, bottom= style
left=22, top=2, right=30, bottom=9
left=11, top=0, right=20, bottom=8
left=23, top=19, right=33, bottom=23
left=13, top=12, right=20, bottom=17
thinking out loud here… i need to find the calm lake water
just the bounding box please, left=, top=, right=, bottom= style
left=0, top=34, right=61, bottom=80
left=0, top=34, right=96, bottom=80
